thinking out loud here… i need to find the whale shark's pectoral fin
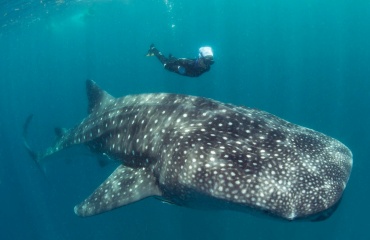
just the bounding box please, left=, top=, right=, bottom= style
left=74, top=164, right=161, bottom=217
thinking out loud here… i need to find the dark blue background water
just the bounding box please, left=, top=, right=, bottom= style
left=1, top=0, right=369, bottom=239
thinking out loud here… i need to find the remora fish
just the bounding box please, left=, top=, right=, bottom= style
left=24, top=80, right=352, bottom=221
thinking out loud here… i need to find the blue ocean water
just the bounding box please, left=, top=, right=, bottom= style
left=0, top=0, right=369, bottom=239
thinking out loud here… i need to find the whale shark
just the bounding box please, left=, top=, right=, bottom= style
left=24, top=80, right=352, bottom=221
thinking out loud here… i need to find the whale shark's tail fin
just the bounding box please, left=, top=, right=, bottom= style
left=23, top=114, right=39, bottom=161
left=23, top=114, right=47, bottom=175
left=23, top=114, right=62, bottom=164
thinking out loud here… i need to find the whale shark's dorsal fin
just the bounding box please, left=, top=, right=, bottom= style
left=86, top=79, right=115, bottom=114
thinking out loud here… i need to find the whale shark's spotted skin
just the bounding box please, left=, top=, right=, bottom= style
left=28, top=80, right=352, bottom=220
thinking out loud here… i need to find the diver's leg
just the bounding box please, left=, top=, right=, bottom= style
left=164, top=59, right=187, bottom=75
left=164, top=62, right=179, bottom=73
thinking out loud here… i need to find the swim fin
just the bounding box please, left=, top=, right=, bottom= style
left=146, top=44, right=155, bottom=56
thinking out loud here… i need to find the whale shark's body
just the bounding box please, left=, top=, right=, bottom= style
left=24, top=80, right=352, bottom=220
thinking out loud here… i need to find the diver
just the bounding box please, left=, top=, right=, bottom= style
left=146, top=44, right=214, bottom=77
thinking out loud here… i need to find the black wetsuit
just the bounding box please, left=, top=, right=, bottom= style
left=149, top=45, right=212, bottom=77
